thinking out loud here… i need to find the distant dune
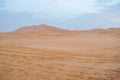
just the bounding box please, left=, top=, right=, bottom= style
left=14, top=24, right=68, bottom=33
left=0, top=25, right=120, bottom=80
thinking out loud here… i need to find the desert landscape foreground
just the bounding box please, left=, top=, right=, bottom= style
left=0, top=25, right=120, bottom=80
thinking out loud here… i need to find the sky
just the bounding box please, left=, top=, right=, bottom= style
left=0, top=0, right=120, bottom=32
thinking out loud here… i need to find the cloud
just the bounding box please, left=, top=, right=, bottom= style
left=109, top=17, right=120, bottom=23
left=3, top=0, right=120, bottom=19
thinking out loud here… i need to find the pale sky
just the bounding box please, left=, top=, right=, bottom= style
left=0, top=0, right=120, bottom=32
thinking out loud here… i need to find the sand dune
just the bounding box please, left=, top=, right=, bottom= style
left=14, top=24, right=69, bottom=33
left=0, top=25, right=120, bottom=80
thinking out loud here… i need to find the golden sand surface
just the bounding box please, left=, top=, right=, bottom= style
left=0, top=26, right=120, bottom=80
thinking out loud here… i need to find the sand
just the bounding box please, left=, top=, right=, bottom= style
left=0, top=26, right=120, bottom=80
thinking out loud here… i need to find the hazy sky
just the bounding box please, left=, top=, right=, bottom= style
left=0, top=0, right=120, bottom=32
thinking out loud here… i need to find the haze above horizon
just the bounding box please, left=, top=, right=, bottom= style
left=0, top=0, right=120, bottom=32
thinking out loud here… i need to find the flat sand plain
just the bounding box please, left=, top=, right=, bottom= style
left=0, top=28, right=120, bottom=80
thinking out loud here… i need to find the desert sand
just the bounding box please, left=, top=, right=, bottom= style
left=0, top=25, right=120, bottom=80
